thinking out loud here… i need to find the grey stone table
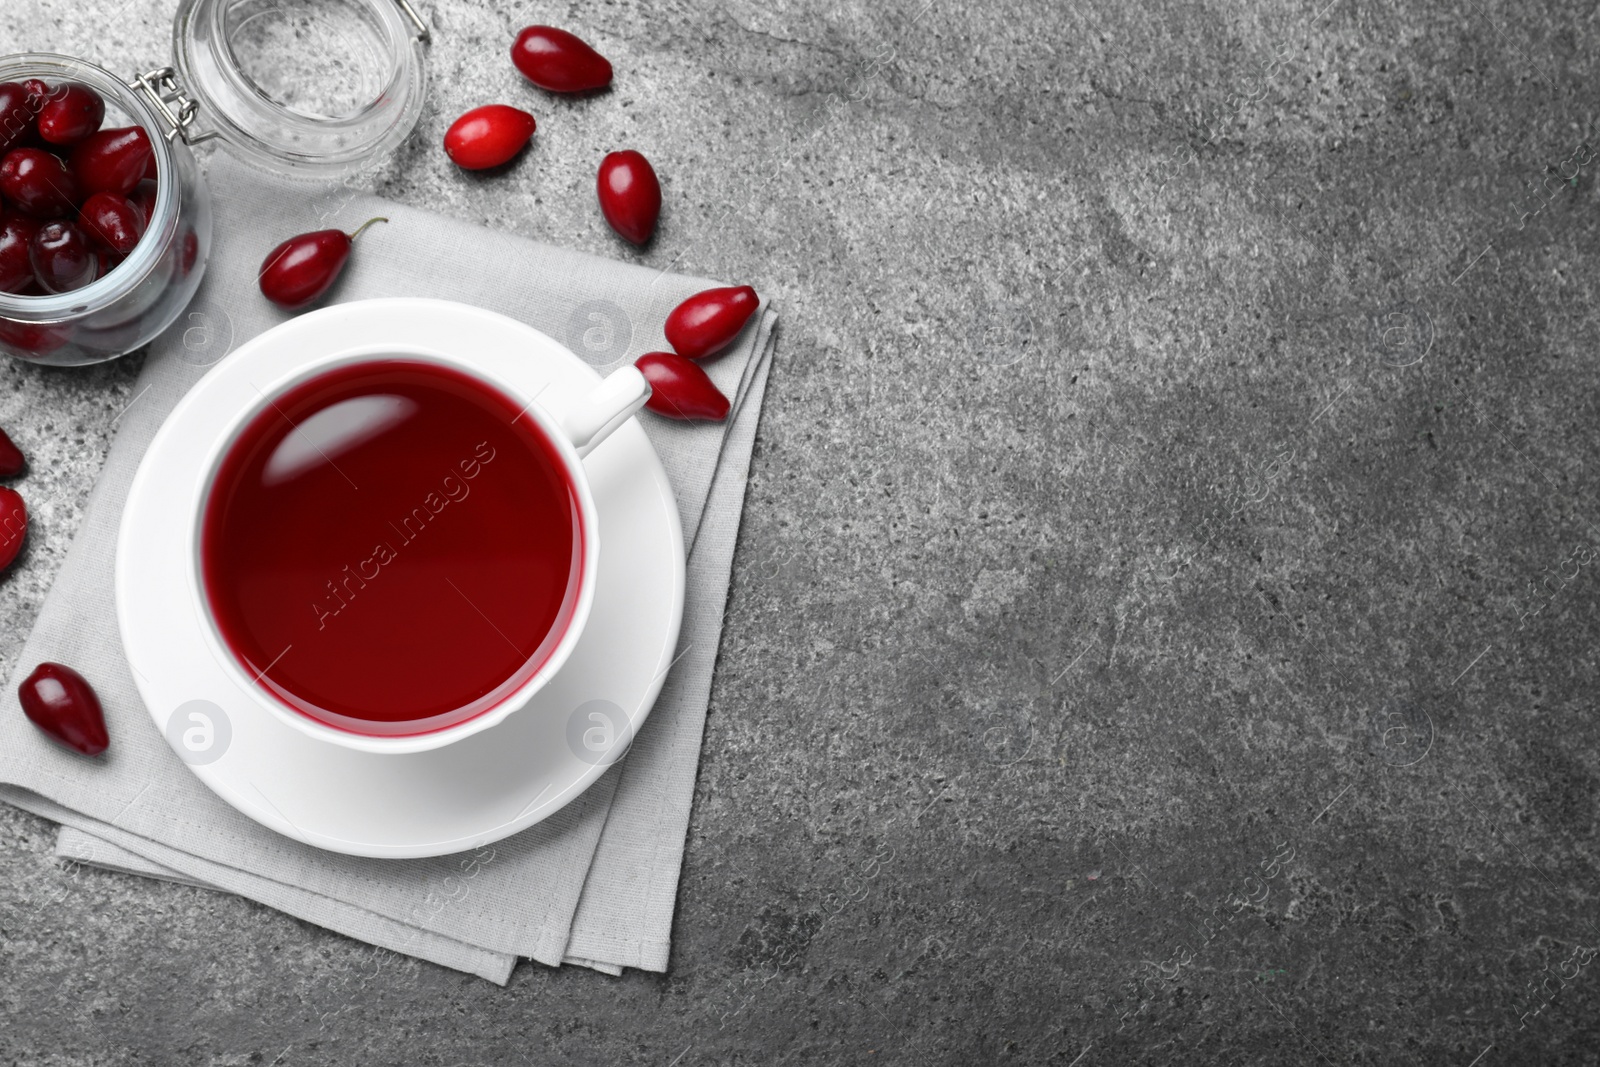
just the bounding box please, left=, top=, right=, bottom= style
left=2, top=0, right=1598, bottom=1063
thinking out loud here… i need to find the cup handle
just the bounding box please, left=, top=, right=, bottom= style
left=556, top=365, right=652, bottom=458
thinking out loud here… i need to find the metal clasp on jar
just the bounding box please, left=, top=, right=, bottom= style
left=394, top=0, right=430, bottom=41
left=127, top=67, right=215, bottom=146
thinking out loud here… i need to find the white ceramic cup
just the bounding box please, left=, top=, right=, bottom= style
left=184, top=307, right=651, bottom=756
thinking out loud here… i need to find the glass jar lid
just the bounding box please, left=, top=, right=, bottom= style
left=170, top=0, right=428, bottom=179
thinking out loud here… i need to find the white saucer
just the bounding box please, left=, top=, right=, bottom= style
left=116, top=300, right=685, bottom=858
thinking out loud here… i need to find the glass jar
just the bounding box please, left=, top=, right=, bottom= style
left=0, top=55, right=209, bottom=366
left=0, top=0, right=428, bottom=367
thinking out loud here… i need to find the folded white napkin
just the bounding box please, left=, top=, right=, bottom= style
left=0, top=154, right=775, bottom=983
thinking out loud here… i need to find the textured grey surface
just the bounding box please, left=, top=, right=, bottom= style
left=2, top=0, right=1599, bottom=1063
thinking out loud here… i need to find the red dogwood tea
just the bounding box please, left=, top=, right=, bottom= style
left=200, top=360, right=583, bottom=736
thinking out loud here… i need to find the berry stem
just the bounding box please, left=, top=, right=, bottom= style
left=347, top=217, right=388, bottom=243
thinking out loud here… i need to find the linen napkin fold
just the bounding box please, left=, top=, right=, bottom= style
left=0, top=154, right=775, bottom=983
